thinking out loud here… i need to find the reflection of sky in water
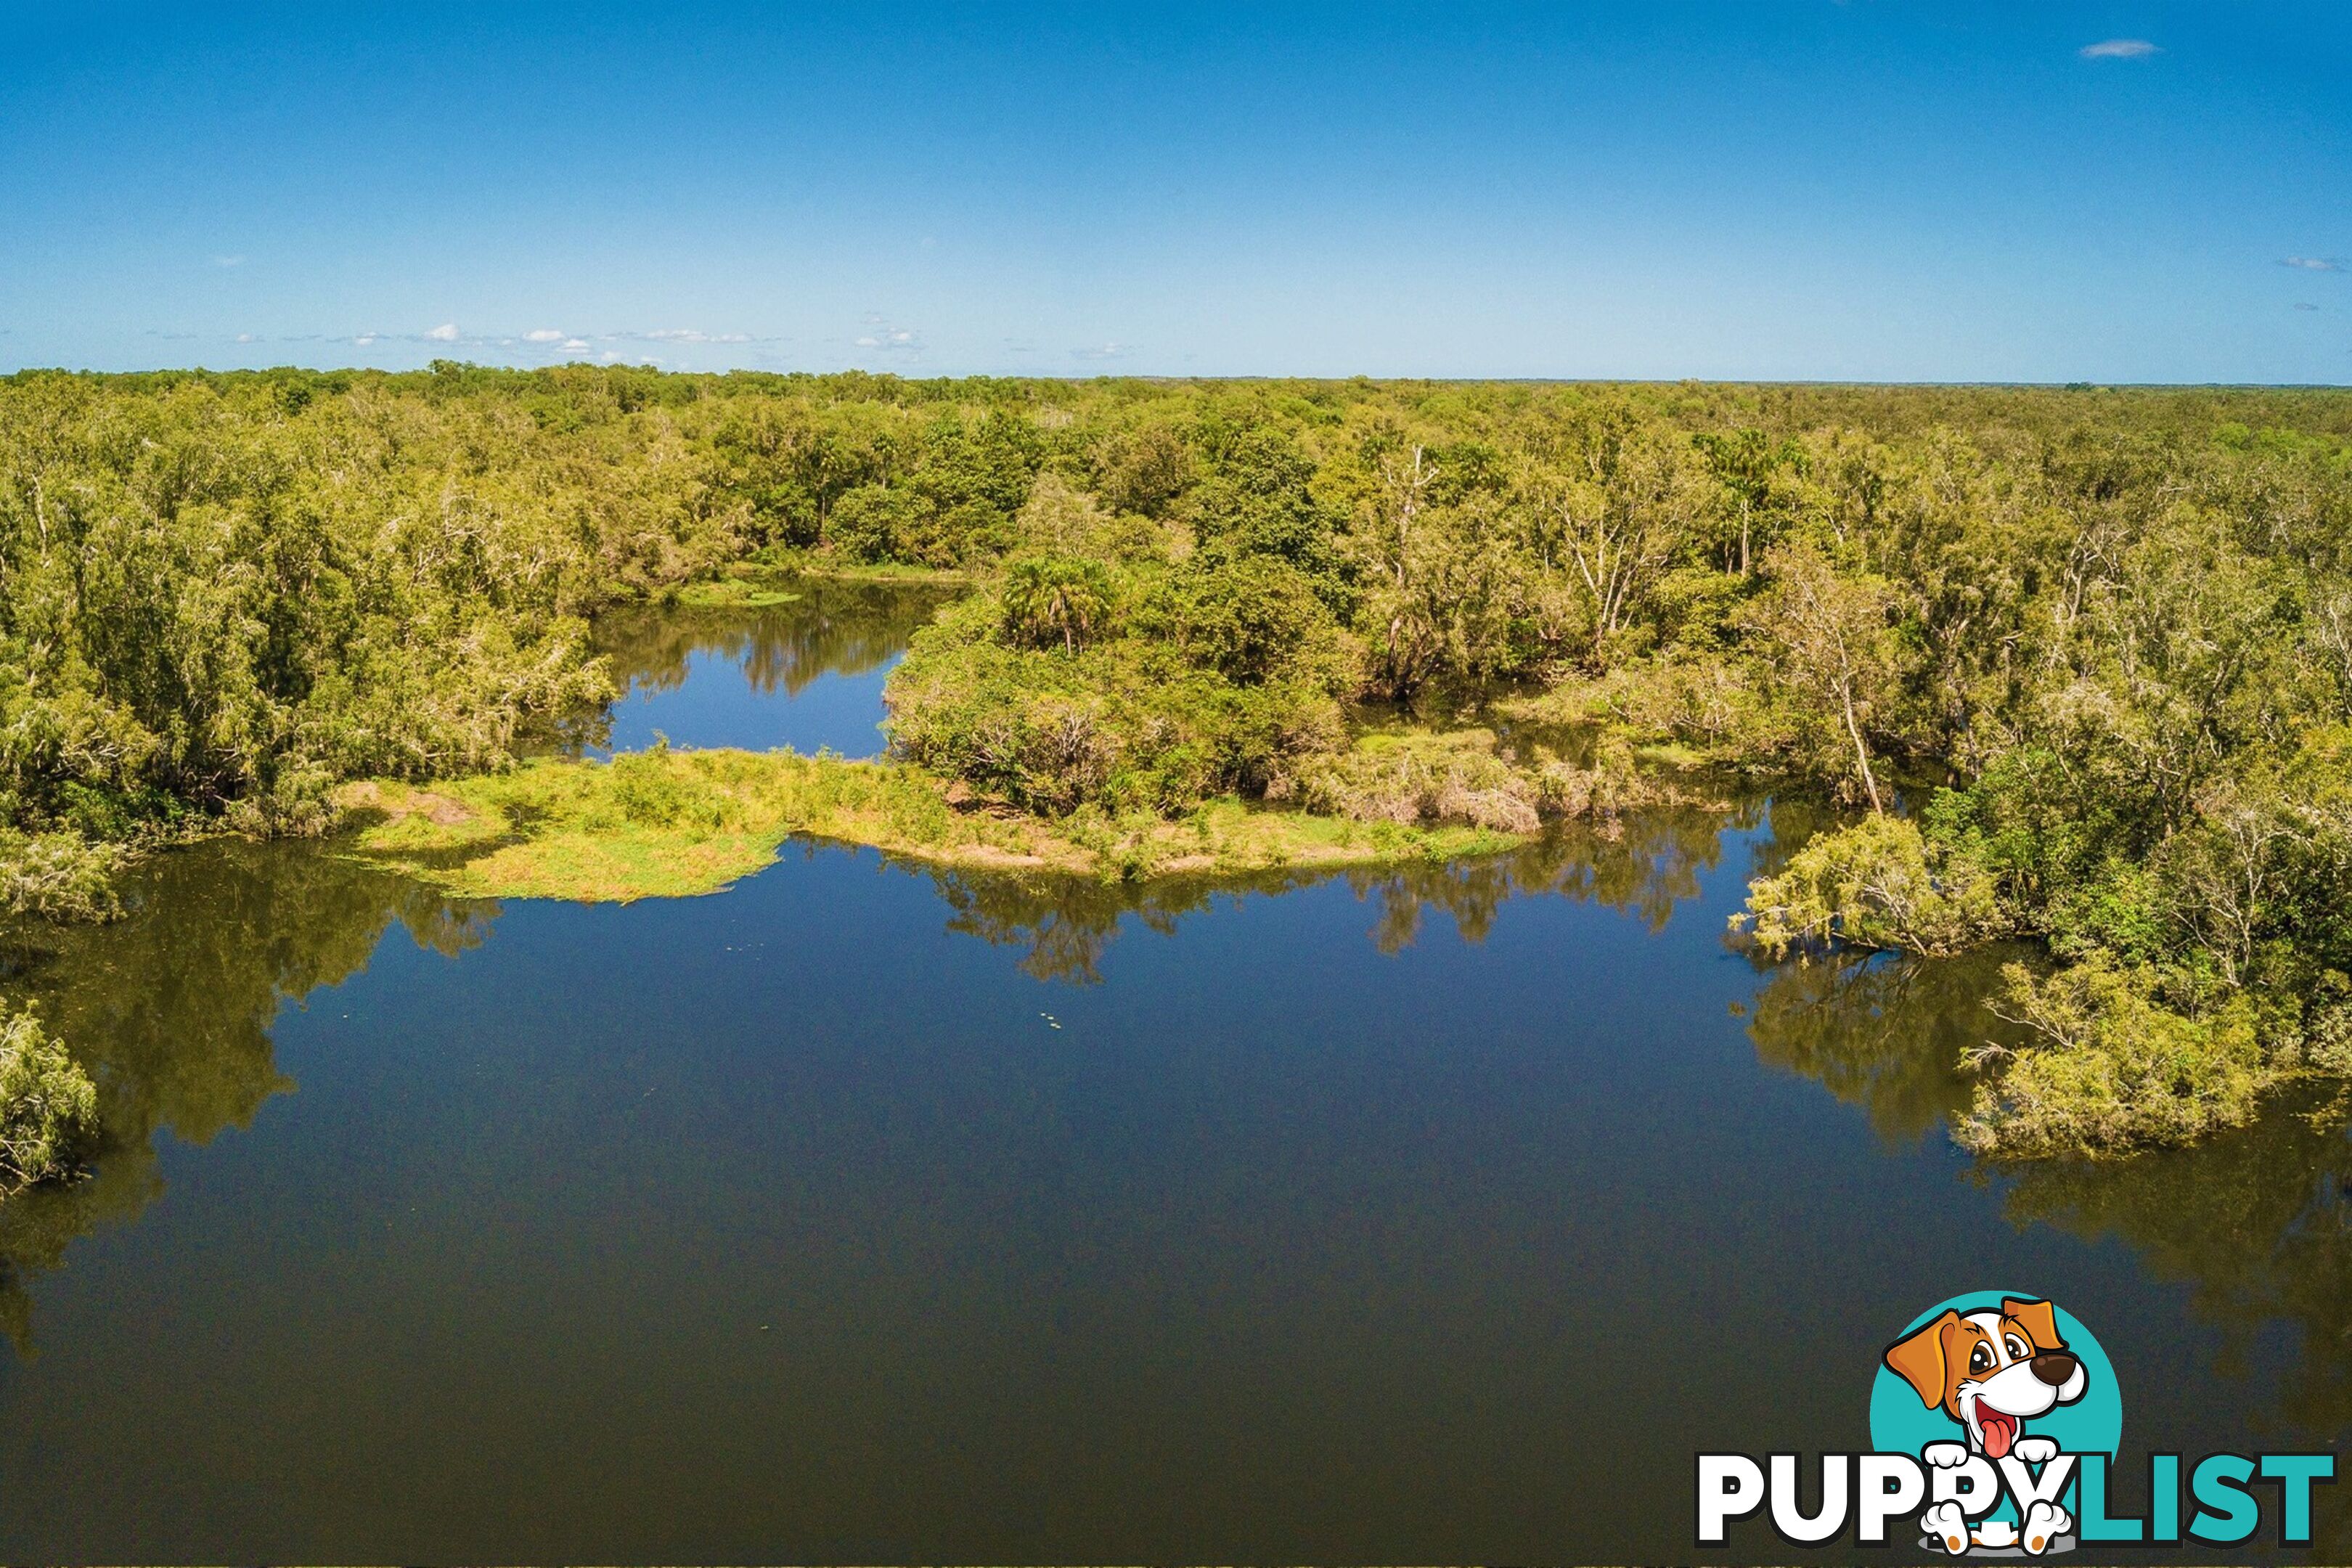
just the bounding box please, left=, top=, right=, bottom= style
left=576, top=581, right=957, bottom=759
left=597, top=648, right=901, bottom=757
left=3, top=589, right=2348, bottom=1561
left=2, top=816, right=2343, bottom=1561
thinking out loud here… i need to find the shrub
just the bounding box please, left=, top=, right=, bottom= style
left=1736, top=813, right=2009, bottom=958
left=0, top=830, right=128, bottom=922
left=1132, top=556, right=1345, bottom=687
left=887, top=604, right=1347, bottom=818
left=0, top=1008, right=99, bottom=1196
left=1956, top=955, right=2269, bottom=1158
left=825, top=484, right=933, bottom=564
left=1293, top=731, right=1541, bottom=835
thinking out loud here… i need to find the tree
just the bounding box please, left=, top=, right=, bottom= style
left=1535, top=416, right=1691, bottom=661
left=1000, top=555, right=1118, bottom=653
left=1695, top=426, right=1802, bottom=577
left=1741, top=542, right=1900, bottom=812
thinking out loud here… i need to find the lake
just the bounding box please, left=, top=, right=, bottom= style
left=1, top=585, right=2344, bottom=1562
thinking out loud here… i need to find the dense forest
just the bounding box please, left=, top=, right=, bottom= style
left=5, top=364, right=2352, bottom=1166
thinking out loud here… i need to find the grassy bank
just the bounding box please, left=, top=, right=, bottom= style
left=336, top=747, right=1522, bottom=902
left=663, top=558, right=975, bottom=611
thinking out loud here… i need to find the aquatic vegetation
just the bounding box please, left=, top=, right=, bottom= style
left=0, top=1007, right=97, bottom=1196
left=668, top=577, right=803, bottom=609
left=1956, top=955, right=2271, bottom=1158
left=1736, top=813, right=2009, bottom=959
left=0, top=831, right=129, bottom=923
left=338, top=748, right=1520, bottom=902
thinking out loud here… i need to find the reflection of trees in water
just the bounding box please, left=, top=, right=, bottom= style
left=556, top=580, right=959, bottom=751
left=1362, top=797, right=1759, bottom=950
left=1737, top=944, right=2030, bottom=1147
left=2004, top=1105, right=2352, bottom=1561
left=1998, top=1102, right=2352, bottom=1554
left=1743, top=938, right=2352, bottom=1553
left=907, top=797, right=1762, bottom=986
left=0, top=842, right=491, bottom=1352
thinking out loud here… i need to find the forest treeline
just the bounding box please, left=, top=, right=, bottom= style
left=6, top=362, right=2352, bottom=1159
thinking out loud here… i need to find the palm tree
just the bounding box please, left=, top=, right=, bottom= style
left=1002, top=555, right=1116, bottom=653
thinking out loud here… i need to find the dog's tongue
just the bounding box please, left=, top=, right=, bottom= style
left=1982, top=1412, right=2017, bottom=1459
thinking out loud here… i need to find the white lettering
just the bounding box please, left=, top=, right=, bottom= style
left=1696, top=1454, right=1765, bottom=1544
left=1770, top=1453, right=1851, bottom=1543
left=1857, top=1453, right=1927, bottom=1543
left=1934, top=1453, right=2002, bottom=1518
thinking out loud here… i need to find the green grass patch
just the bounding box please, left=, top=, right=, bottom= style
left=749, top=550, right=976, bottom=585
left=669, top=579, right=803, bottom=609
left=335, top=750, right=1527, bottom=902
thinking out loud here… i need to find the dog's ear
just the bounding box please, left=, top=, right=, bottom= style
left=2003, top=1297, right=2065, bottom=1352
left=1884, top=1310, right=1958, bottom=1408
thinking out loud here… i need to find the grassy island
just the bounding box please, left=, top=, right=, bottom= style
left=338, top=748, right=1523, bottom=900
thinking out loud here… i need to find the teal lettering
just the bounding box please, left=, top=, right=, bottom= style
left=2260, top=1454, right=2334, bottom=1545
left=2190, top=1455, right=2258, bottom=1545
left=2076, top=1455, right=2144, bottom=1543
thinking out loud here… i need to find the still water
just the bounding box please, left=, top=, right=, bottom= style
left=0, top=587, right=2345, bottom=1562
left=558, top=579, right=961, bottom=757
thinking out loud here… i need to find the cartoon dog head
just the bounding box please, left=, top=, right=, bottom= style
left=1884, top=1297, right=2087, bottom=1461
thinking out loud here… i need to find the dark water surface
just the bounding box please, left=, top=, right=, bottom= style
left=563, top=579, right=960, bottom=757
left=1, top=592, right=2345, bottom=1562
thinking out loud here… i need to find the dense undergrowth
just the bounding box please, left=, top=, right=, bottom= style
left=7, top=364, right=2352, bottom=1164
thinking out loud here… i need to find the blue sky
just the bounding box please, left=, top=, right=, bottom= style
left=2, top=3, right=2346, bottom=383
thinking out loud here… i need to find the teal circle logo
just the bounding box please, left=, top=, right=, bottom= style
left=1870, top=1293, right=2121, bottom=1461
left=1870, top=1291, right=2121, bottom=1543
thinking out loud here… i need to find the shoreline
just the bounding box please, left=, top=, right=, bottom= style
left=334, top=748, right=1527, bottom=902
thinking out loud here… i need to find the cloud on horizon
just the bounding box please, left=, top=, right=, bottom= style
left=853, top=315, right=924, bottom=356
left=2079, top=38, right=2160, bottom=59
left=628, top=328, right=755, bottom=345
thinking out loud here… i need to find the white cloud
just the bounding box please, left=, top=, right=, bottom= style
left=524, top=327, right=565, bottom=343
left=2295, top=302, right=2322, bottom=311
left=234, top=332, right=257, bottom=343
left=561, top=337, right=590, bottom=351
left=2282, top=256, right=2345, bottom=271
left=852, top=318, right=925, bottom=356
left=631, top=327, right=754, bottom=344
left=2079, top=38, right=2159, bottom=59
left=212, top=254, right=245, bottom=268
left=1071, top=341, right=1136, bottom=362
left=424, top=322, right=461, bottom=342
left=354, top=332, right=379, bottom=347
